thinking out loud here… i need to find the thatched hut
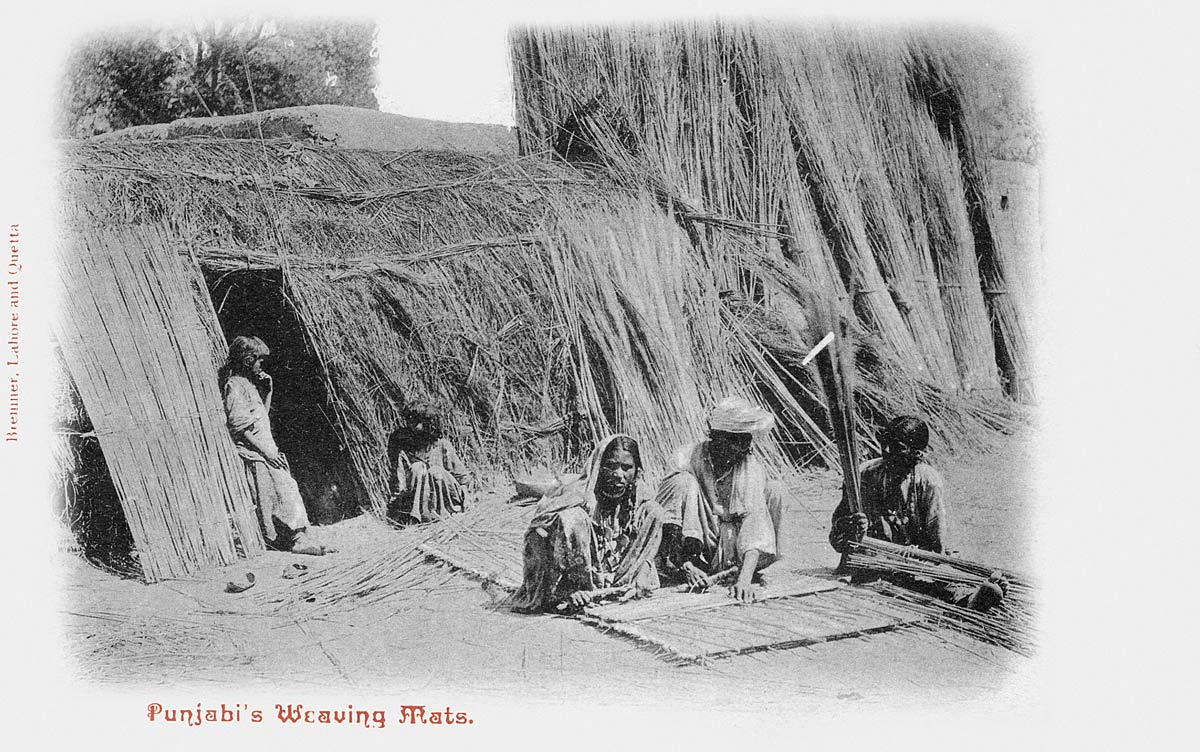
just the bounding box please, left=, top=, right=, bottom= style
left=56, top=23, right=1032, bottom=582
left=55, top=132, right=1019, bottom=582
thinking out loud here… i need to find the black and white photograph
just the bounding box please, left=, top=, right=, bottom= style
left=1, top=0, right=1196, bottom=749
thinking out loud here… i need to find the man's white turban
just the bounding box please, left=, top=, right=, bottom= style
left=708, top=396, right=775, bottom=435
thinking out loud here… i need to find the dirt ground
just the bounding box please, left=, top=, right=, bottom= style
left=59, top=431, right=1036, bottom=712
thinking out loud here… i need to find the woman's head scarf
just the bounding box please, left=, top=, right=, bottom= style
left=530, top=433, right=640, bottom=527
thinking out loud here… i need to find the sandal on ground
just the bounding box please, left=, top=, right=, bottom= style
left=282, top=563, right=309, bottom=579
left=224, top=572, right=256, bottom=593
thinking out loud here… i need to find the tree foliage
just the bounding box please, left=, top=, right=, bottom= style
left=59, top=18, right=380, bottom=137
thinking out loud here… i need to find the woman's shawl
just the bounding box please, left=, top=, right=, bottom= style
left=529, top=433, right=631, bottom=530
left=527, top=434, right=662, bottom=582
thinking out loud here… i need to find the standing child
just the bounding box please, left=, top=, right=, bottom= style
left=221, top=335, right=329, bottom=555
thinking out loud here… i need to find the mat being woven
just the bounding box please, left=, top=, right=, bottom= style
left=581, top=576, right=921, bottom=664
left=414, top=506, right=924, bottom=664
left=583, top=571, right=838, bottom=622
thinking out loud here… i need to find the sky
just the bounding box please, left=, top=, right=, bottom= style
left=374, top=12, right=517, bottom=125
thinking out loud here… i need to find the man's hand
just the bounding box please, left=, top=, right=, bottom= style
left=728, top=582, right=758, bottom=603
left=568, top=590, right=594, bottom=609
left=968, top=580, right=1005, bottom=612
left=730, top=549, right=761, bottom=602
left=681, top=561, right=708, bottom=588
left=263, top=449, right=287, bottom=470
left=850, top=512, right=869, bottom=541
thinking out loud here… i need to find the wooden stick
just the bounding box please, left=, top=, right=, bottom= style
left=688, top=565, right=740, bottom=590
left=555, top=584, right=634, bottom=611
left=555, top=565, right=740, bottom=612
left=693, top=618, right=924, bottom=663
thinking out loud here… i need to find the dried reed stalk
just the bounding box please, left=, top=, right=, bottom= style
left=863, top=580, right=1035, bottom=656
left=510, top=22, right=1028, bottom=399
left=844, top=537, right=1036, bottom=653
left=53, top=225, right=264, bottom=581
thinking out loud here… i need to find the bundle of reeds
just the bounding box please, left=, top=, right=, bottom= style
left=865, top=580, right=1034, bottom=656
left=847, top=36, right=1000, bottom=394
left=535, top=199, right=851, bottom=481
left=843, top=536, right=1035, bottom=654
left=807, top=295, right=862, bottom=509
left=907, top=36, right=1032, bottom=398
left=847, top=536, right=1035, bottom=589
left=719, top=252, right=1021, bottom=458
left=510, top=22, right=1030, bottom=400
left=53, top=225, right=265, bottom=581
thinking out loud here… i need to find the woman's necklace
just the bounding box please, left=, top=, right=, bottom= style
left=597, top=490, right=632, bottom=534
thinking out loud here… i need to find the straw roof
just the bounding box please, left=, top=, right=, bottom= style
left=95, top=105, right=519, bottom=156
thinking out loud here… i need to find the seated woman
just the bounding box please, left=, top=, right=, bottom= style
left=655, top=397, right=785, bottom=603
left=387, top=402, right=471, bottom=524
left=829, top=415, right=1007, bottom=611
left=511, top=434, right=664, bottom=613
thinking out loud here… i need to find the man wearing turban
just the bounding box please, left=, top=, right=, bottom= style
left=654, top=396, right=785, bottom=602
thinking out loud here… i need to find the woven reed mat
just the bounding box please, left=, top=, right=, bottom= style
left=582, top=586, right=923, bottom=664
left=54, top=226, right=264, bottom=581
left=416, top=498, right=535, bottom=590
left=583, top=570, right=838, bottom=622
left=411, top=499, right=933, bottom=663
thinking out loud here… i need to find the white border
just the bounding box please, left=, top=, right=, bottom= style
left=3, top=1, right=1195, bottom=748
